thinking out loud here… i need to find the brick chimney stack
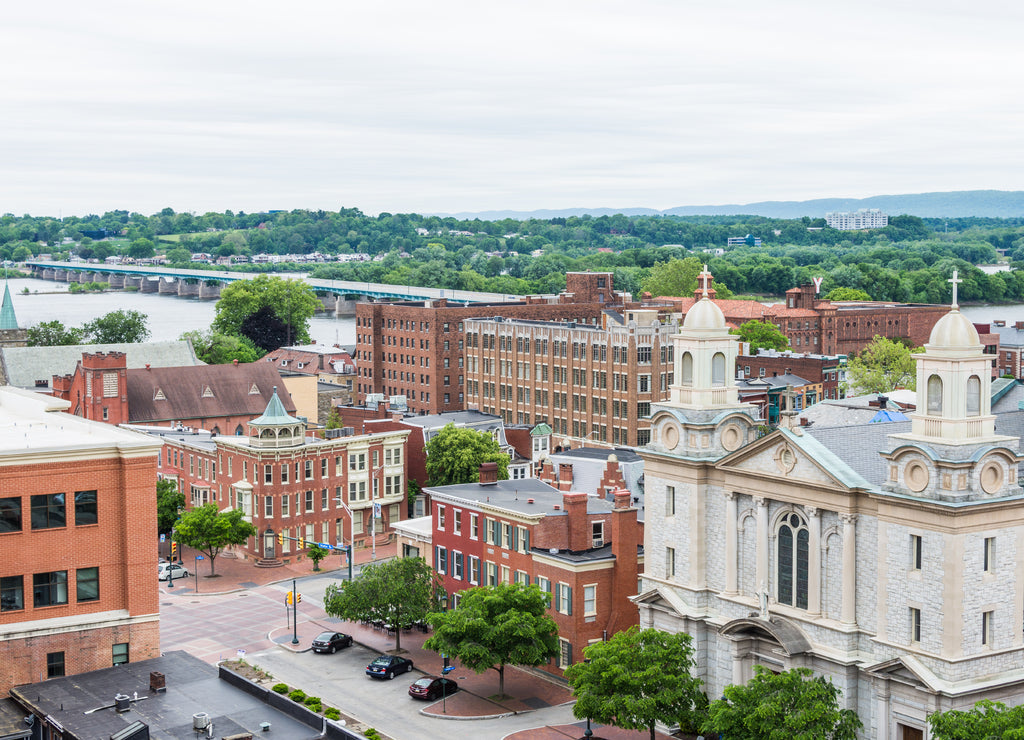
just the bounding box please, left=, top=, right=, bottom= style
left=563, top=492, right=590, bottom=551
left=478, top=462, right=498, bottom=485
left=608, top=488, right=641, bottom=635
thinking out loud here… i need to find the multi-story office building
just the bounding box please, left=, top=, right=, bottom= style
left=354, top=272, right=626, bottom=416
left=0, top=387, right=162, bottom=695
left=824, top=208, right=889, bottom=230
left=464, top=307, right=677, bottom=448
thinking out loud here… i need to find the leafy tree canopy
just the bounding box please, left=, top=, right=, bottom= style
left=323, top=557, right=441, bottom=652
left=180, top=329, right=263, bottom=364
left=824, top=286, right=872, bottom=301
left=83, top=309, right=151, bottom=344
left=565, top=627, right=706, bottom=740
left=425, top=583, right=558, bottom=697
left=424, top=423, right=509, bottom=486
left=846, top=335, right=918, bottom=393
left=156, top=479, right=185, bottom=536
left=641, top=256, right=734, bottom=298
left=929, top=699, right=1024, bottom=740
left=731, top=319, right=789, bottom=352
left=704, top=666, right=862, bottom=740
left=212, top=274, right=320, bottom=349
left=172, top=503, right=257, bottom=576
left=27, top=319, right=85, bottom=346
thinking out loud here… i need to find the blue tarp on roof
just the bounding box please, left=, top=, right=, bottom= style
left=870, top=409, right=908, bottom=423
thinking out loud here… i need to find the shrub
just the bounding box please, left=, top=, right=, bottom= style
left=307, top=702, right=322, bottom=713
left=288, top=689, right=306, bottom=703
left=325, top=708, right=341, bottom=720
left=303, top=695, right=321, bottom=707
left=271, top=683, right=289, bottom=694
left=363, top=730, right=381, bottom=740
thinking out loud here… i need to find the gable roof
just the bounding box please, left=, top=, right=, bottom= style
left=1, top=340, right=200, bottom=389
left=126, top=362, right=296, bottom=424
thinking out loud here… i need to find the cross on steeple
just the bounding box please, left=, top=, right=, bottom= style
left=948, top=269, right=962, bottom=309
left=699, top=264, right=711, bottom=299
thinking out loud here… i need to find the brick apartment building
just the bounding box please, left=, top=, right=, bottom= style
left=51, top=352, right=297, bottom=434
left=148, top=390, right=410, bottom=562
left=0, top=387, right=163, bottom=695
left=736, top=349, right=846, bottom=400
left=424, top=463, right=643, bottom=676
left=354, top=272, right=627, bottom=416
left=464, top=306, right=677, bottom=448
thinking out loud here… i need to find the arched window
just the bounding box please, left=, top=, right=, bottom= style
left=927, top=375, right=943, bottom=416
left=681, top=352, right=693, bottom=386
left=966, top=375, right=981, bottom=417
left=712, top=353, right=726, bottom=387
left=235, top=425, right=244, bottom=436
left=777, top=512, right=809, bottom=609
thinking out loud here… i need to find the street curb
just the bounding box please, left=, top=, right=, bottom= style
left=419, top=708, right=516, bottom=721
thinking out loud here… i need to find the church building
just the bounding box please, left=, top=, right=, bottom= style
left=636, top=272, right=1024, bottom=739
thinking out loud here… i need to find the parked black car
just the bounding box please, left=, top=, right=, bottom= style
left=311, top=631, right=353, bottom=654
left=365, top=654, right=414, bottom=679
left=408, top=676, right=458, bottom=701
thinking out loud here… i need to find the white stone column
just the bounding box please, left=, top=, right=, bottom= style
left=841, top=513, right=858, bottom=626
left=725, top=492, right=738, bottom=595
left=755, top=496, right=768, bottom=596
left=806, top=506, right=821, bottom=616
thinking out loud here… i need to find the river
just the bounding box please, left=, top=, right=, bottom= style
left=4, top=276, right=357, bottom=346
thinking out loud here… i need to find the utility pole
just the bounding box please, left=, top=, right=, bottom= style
left=291, top=578, right=299, bottom=645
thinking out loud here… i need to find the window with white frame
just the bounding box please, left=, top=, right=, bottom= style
left=470, top=513, right=479, bottom=540
left=435, top=546, right=448, bottom=575
left=453, top=509, right=462, bottom=535
left=264, top=464, right=273, bottom=484
left=353, top=510, right=363, bottom=534
left=592, top=521, right=604, bottom=547
left=558, top=639, right=572, bottom=668
left=556, top=583, right=572, bottom=615
left=305, top=490, right=314, bottom=513
left=281, top=464, right=289, bottom=483
left=583, top=584, right=597, bottom=616
left=264, top=496, right=273, bottom=518
left=321, top=488, right=328, bottom=510
left=776, top=512, right=809, bottom=609
left=321, top=459, right=328, bottom=478
left=350, top=453, right=366, bottom=472
left=516, top=525, right=529, bottom=553
left=469, top=556, right=480, bottom=585
left=281, top=494, right=290, bottom=517
left=501, top=565, right=510, bottom=584
left=437, top=505, right=446, bottom=530
left=452, top=551, right=463, bottom=580
left=305, top=461, right=314, bottom=480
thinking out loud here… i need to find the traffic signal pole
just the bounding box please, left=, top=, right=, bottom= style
left=291, top=578, right=299, bottom=645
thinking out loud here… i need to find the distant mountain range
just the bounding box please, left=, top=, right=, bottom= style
left=442, top=190, right=1024, bottom=220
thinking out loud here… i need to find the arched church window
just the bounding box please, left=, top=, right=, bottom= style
left=680, top=352, right=693, bottom=385
left=712, top=353, right=726, bottom=387
left=927, top=375, right=943, bottom=416
left=234, top=425, right=244, bottom=436
left=777, top=512, right=809, bottom=609
left=966, top=375, right=981, bottom=417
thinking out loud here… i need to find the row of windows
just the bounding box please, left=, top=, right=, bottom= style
left=0, top=491, right=97, bottom=533
left=41, top=644, right=129, bottom=679
left=910, top=533, right=997, bottom=574
left=0, top=567, right=99, bottom=611
left=466, top=333, right=667, bottom=367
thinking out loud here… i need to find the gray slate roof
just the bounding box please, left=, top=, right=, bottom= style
left=1, top=340, right=201, bottom=389
left=807, top=421, right=912, bottom=487
left=425, top=477, right=615, bottom=516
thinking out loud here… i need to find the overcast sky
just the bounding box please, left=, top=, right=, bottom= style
left=4, top=1, right=1023, bottom=218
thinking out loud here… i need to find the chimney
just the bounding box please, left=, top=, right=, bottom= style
left=612, top=489, right=631, bottom=509
left=145, top=363, right=151, bottom=370
left=1016, top=321, right=1024, bottom=331
left=233, top=359, right=238, bottom=366
left=478, top=462, right=498, bottom=485
left=878, top=395, right=888, bottom=410
left=563, top=492, right=589, bottom=551
left=150, top=671, right=166, bottom=692
left=558, top=463, right=573, bottom=484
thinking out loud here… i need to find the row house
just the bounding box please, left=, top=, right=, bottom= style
left=424, top=463, right=643, bottom=677
left=736, top=349, right=846, bottom=401
left=148, top=389, right=410, bottom=563
left=464, top=307, right=677, bottom=448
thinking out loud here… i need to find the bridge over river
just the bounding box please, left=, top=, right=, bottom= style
left=25, top=261, right=522, bottom=316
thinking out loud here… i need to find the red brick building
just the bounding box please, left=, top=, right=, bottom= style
left=736, top=349, right=846, bottom=401
left=149, top=390, right=410, bottom=563
left=424, top=463, right=643, bottom=676
left=0, top=387, right=163, bottom=695
left=52, top=352, right=297, bottom=434
left=354, top=272, right=628, bottom=416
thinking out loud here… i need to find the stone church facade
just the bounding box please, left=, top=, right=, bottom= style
left=636, top=274, right=1024, bottom=739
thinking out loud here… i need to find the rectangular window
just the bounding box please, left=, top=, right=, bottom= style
left=305, top=490, right=314, bottom=513
left=666, top=486, right=676, bottom=516
left=470, top=513, right=479, bottom=540
left=305, top=461, right=314, bottom=480
left=909, top=607, right=921, bottom=643
left=47, top=651, right=65, bottom=678
left=321, top=488, right=329, bottom=511
left=281, top=494, right=290, bottom=517
left=321, top=458, right=328, bottom=478
left=501, top=565, right=510, bottom=584
left=453, top=551, right=464, bottom=580
left=33, top=570, right=68, bottom=607
left=984, top=537, right=996, bottom=574
left=438, top=505, right=446, bottom=530
left=516, top=526, right=530, bottom=553
left=558, top=639, right=572, bottom=669
left=264, top=464, right=273, bottom=484
left=910, top=534, right=922, bottom=571
left=556, top=582, right=572, bottom=615
left=31, top=494, right=65, bottom=530
left=592, top=521, right=604, bottom=547
left=502, top=522, right=512, bottom=549
left=666, top=547, right=676, bottom=577
left=0, top=575, right=24, bottom=611
left=436, top=546, right=448, bottom=575
left=469, top=556, right=480, bottom=585
left=264, top=495, right=273, bottom=518
left=982, top=610, right=994, bottom=646
left=0, top=497, right=22, bottom=532
left=281, top=464, right=289, bottom=483
left=112, top=643, right=129, bottom=666
left=486, top=561, right=497, bottom=586
left=76, top=567, right=99, bottom=602
left=583, top=584, right=597, bottom=616
left=74, top=491, right=98, bottom=526
left=453, top=509, right=462, bottom=535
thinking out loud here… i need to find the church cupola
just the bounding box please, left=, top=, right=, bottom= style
left=248, top=386, right=306, bottom=448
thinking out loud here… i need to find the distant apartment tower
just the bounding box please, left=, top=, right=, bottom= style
left=464, top=307, right=677, bottom=448
left=824, top=208, right=888, bottom=230
left=727, top=234, right=761, bottom=247
left=354, top=272, right=626, bottom=416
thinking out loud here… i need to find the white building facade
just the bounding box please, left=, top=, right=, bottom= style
left=825, top=208, right=889, bottom=230
left=636, top=279, right=1024, bottom=739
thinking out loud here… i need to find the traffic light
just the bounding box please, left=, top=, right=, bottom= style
left=170, top=541, right=178, bottom=560
left=298, top=538, right=306, bottom=550
left=286, top=591, right=293, bottom=605
left=277, top=533, right=284, bottom=545
left=296, top=593, right=302, bottom=604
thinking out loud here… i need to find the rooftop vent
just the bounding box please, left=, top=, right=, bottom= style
left=114, top=695, right=130, bottom=713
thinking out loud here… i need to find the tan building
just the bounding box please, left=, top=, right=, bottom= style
left=464, top=307, right=677, bottom=448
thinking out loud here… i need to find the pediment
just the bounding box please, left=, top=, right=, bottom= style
left=865, top=655, right=939, bottom=692
left=717, top=429, right=860, bottom=491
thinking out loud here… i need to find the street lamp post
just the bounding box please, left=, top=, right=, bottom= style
left=370, top=465, right=383, bottom=561
left=333, top=497, right=354, bottom=582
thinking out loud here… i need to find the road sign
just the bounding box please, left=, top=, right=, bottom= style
left=442, top=666, right=456, bottom=675
left=317, top=542, right=332, bottom=549
left=160, top=533, right=165, bottom=543
left=196, top=555, right=205, bottom=560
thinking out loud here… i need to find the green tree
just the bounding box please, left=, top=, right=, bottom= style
left=156, top=479, right=185, bottom=536
left=172, top=503, right=257, bottom=576
left=846, top=335, right=918, bottom=394
left=424, top=423, right=509, bottom=486
left=212, top=274, right=320, bottom=348
left=425, top=583, right=558, bottom=697
left=307, top=544, right=328, bottom=572
left=731, top=319, right=789, bottom=352
left=83, top=309, right=151, bottom=344
left=929, top=699, right=1024, bottom=740
left=824, top=287, right=872, bottom=301
left=179, top=329, right=263, bottom=364
left=127, top=238, right=156, bottom=260
left=703, top=666, right=862, bottom=740
left=566, top=627, right=706, bottom=740
left=165, top=246, right=192, bottom=264
left=26, top=320, right=85, bottom=346
left=641, top=256, right=733, bottom=298
left=323, top=557, right=441, bottom=652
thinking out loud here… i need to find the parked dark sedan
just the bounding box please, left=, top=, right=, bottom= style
left=408, top=676, right=458, bottom=701
left=311, top=631, right=353, bottom=654
left=365, top=654, right=414, bottom=679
